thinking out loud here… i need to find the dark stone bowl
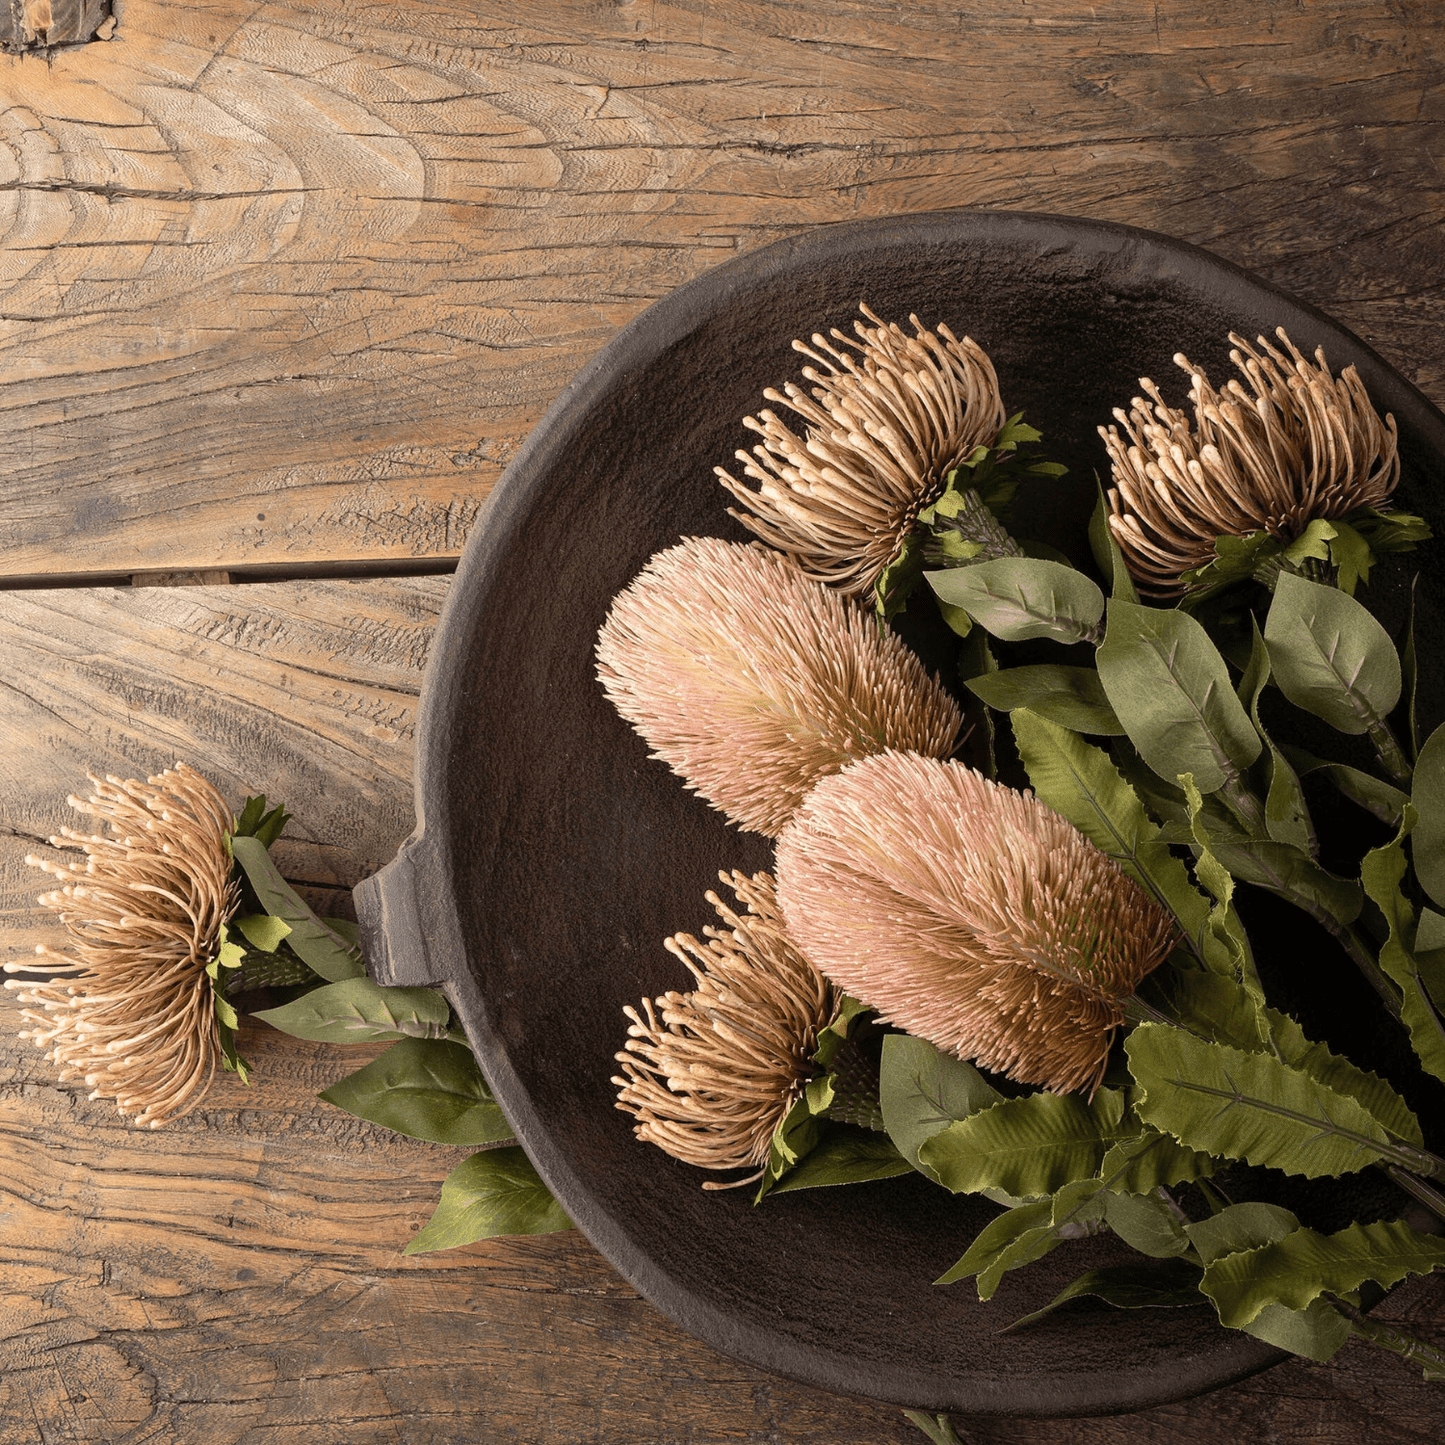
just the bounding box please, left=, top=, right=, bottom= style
left=354, top=210, right=1445, bottom=1417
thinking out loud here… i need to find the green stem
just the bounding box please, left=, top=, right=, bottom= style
left=1368, top=718, right=1414, bottom=788
left=1334, top=1301, right=1445, bottom=1380
left=1219, top=775, right=1267, bottom=836
left=1387, top=1165, right=1445, bottom=1227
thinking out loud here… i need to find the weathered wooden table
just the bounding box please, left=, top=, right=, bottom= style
left=2, top=3, right=1442, bottom=1440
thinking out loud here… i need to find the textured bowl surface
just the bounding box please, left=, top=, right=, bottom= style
left=356, top=210, right=1445, bottom=1417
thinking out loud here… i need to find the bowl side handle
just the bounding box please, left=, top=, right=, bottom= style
left=353, top=833, right=448, bottom=989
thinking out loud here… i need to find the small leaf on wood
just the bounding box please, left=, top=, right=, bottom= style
left=404, top=1146, right=570, bottom=1253
left=925, top=557, right=1104, bottom=645
left=254, top=977, right=450, bottom=1044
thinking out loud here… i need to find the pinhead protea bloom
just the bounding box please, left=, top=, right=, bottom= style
left=715, top=304, right=1006, bottom=597
left=613, top=871, right=835, bottom=1181
left=595, top=537, right=963, bottom=836
left=1101, top=329, right=1400, bottom=598
left=6, top=765, right=240, bottom=1128
left=774, top=751, right=1176, bottom=1095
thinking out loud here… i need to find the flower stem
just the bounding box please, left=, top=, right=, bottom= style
left=1333, top=1300, right=1445, bottom=1381
left=1368, top=719, right=1414, bottom=788
left=1387, top=1165, right=1445, bottom=1227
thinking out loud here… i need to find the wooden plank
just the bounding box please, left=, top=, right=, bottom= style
left=0, top=0, right=109, bottom=53
left=0, top=0, right=1441, bottom=580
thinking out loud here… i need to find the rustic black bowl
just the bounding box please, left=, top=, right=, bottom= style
left=354, top=210, right=1445, bottom=1417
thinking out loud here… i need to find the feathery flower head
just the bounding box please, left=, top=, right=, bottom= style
left=715, top=304, right=1006, bottom=597
left=6, top=764, right=240, bottom=1128
left=612, top=870, right=835, bottom=1182
left=1101, top=328, right=1401, bottom=598
left=774, top=751, right=1176, bottom=1095
left=595, top=537, right=963, bottom=836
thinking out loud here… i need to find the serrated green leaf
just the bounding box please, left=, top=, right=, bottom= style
left=233, top=913, right=293, bottom=954
left=926, top=558, right=1103, bottom=645
left=319, top=1037, right=510, bottom=1146
left=768, top=1126, right=912, bottom=1193
left=253, top=977, right=450, bottom=1044
left=1264, top=572, right=1401, bottom=735
left=404, top=1146, right=570, bottom=1252
left=1099, top=1126, right=1215, bottom=1193
left=1003, top=1258, right=1207, bottom=1332
left=966, top=664, right=1123, bottom=735
left=1097, top=600, right=1261, bottom=795
left=878, top=1034, right=1001, bottom=1178
left=1010, top=710, right=1222, bottom=970
left=1186, top=1201, right=1300, bottom=1263
left=920, top=1089, right=1135, bottom=1198
left=1104, top=1189, right=1191, bottom=1258
left=1412, top=722, right=1445, bottom=910
left=1327, top=519, right=1373, bottom=594
left=1239, top=621, right=1314, bottom=853
left=1200, top=1219, right=1445, bottom=1331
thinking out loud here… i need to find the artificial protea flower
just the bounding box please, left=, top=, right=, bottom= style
left=613, top=871, right=835, bottom=1183
left=6, top=765, right=240, bottom=1127
left=715, top=304, right=1006, bottom=597
left=1101, top=329, right=1400, bottom=597
left=774, top=751, right=1176, bottom=1095
left=595, top=537, right=963, bottom=836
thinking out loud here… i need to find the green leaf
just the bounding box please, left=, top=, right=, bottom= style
left=1003, top=1259, right=1207, bottom=1332
left=966, top=664, right=1123, bottom=735
left=1126, top=1025, right=1416, bottom=1178
left=1412, top=722, right=1445, bottom=910
left=1284, top=747, right=1408, bottom=828
left=878, top=1034, right=1001, bottom=1178
left=233, top=912, right=293, bottom=954
left=1186, top=1201, right=1300, bottom=1264
left=1239, top=621, right=1314, bottom=853
left=1200, top=1219, right=1445, bottom=1331
left=1359, top=806, right=1445, bottom=1084
left=769, top=1126, right=912, bottom=1193
left=1415, top=908, right=1445, bottom=1013
left=404, top=1146, right=570, bottom=1253
left=1103, top=1189, right=1191, bottom=1258
left=231, top=795, right=292, bottom=851
left=1246, top=1299, right=1352, bottom=1362
left=1264, top=572, right=1401, bottom=736
left=1098, top=1126, right=1215, bottom=1193
left=926, top=558, right=1104, bottom=646
left=1097, top=599, right=1261, bottom=795
left=319, top=1037, right=510, bottom=1146
left=875, top=529, right=926, bottom=623
left=1010, top=710, right=1222, bottom=971
left=1179, top=529, right=1282, bottom=601
left=1283, top=517, right=1340, bottom=569
left=1327, top=518, right=1373, bottom=594
left=1089, top=482, right=1139, bottom=604
left=920, top=1089, right=1135, bottom=1198
left=230, top=835, right=367, bottom=982
left=1401, top=576, right=1420, bottom=759
left=812, top=995, right=870, bottom=1070
left=253, top=977, right=451, bottom=1044
left=1352, top=507, right=1432, bottom=556
left=903, top=1413, right=970, bottom=1445
left=321, top=917, right=362, bottom=950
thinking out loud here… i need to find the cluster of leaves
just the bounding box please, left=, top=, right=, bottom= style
left=760, top=465, right=1445, bottom=1386
left=214, top=801, right=568, bottom=1253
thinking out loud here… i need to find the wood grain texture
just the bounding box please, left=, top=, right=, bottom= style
left=0, top=0, right=109, bottom=54
left=0, top=0, right=1441, bottom=580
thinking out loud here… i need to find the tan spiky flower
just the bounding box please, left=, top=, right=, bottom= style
left=595, top=537, right=964, bottom=837
left=774, top=751, right=1176, bottom=1096
left=1101, top=328, right=1400, bottom=597
left=5, top=765, right=240, bottom=1128
left=613, top=870, right=835, bottom=1183
left=716, top=304, right=1006, bottom=597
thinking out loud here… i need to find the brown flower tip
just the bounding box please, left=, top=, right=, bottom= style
left=715, top=304, right=1006, bottom=598
left=595, top=537, right=964, bottom=836
left=6, top=764, right=240, bottom=1128
left=612, top=871, right=835, bottom=1181
left=774, top=751, right=1177, bottom=1096
left=1101, top=328, right=1401, bottom=597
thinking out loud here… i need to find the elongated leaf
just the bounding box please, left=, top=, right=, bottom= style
left=966, top=664, right=1123, bottom=735
left=1239, top=621, right=1314, bottom=853
left=920, top=1089, right=1135, bottom=1198
left=1089, top=484, right=1140, bottom=604
left=1098, top=1126, right=1215, bottom=1193
left=404, top=1146, right=570, bottom=1253
left=1010, top=710, right=1221, bottom=970
left=1104, top=1189, right=1191, bottom=1258
left=1200, top=1219, right=1445, bottom=1330
left=902, top=1412, right=970, bottom=1445
left=1360, top=807, right=1445, bottom=1084
left=1097, top=600, right=1260, bottom=795
left=1264, top=572, right=1400, bottom=735
left=320, top=1037, right=510, bottom=1146
left=769, top=1126, right=912, bottom=1193
left=254, top=977, right=450, bottom=1044
left=1412, top=722, right=1445, bottom=909
left=1284, top=747, right=1408, bottom=827
left=878, top=1034, right=1000, bottom=1175
left=1126, top=1024, right=1409, bottom=1178
left=926, top=557, right=1104, bottom=645
left=1195, top=827, right=1363, bottom=927
left=1004, top=1258, right=1206, bottom=1332
left=1415, top=908, right=1445, bottom=1012
left=230, top=835, right=366, bottom=982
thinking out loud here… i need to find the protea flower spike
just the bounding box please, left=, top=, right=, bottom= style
left=1101, top=328, right=1400, bottom=597
left=6, top=765, right=240, bottom=1128
left=613, top=871, right=835, bottom=1183
left=774, top=751, right=1177, bottom=1095
left=715, top=304, right=1006, bottom=597
left=595, top=537, right=963, bottom=837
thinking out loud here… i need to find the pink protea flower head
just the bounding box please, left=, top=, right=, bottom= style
left=595, top=537, right=964, bottom=837
left=774, top=751, right=1177, bottom=1095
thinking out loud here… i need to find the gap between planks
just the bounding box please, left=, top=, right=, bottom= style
left=0, top=555, right=460, bottom=591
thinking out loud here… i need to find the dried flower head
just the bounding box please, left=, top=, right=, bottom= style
left=6, top=765, right=240, bottom=1128
left=774, top=751, right=1176, bottom=1095
left=613, top=870, right=835, bottom=1183
left=595, top=537, right=964, bottom=836
left=1101, top=328, right=1400, bottom=597
left=716, top=304, right=1006, bottom=597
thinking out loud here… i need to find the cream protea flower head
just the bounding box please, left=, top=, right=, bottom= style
left=613, top=870, right=835, bottom=1183
left=774, top=751, right=1177, bottom=1095
left=595, top=537, right=964, bottom=836
left=715, top=304, right=1006, bottom=597
left=1101, top=328, right=1400, bottom=597
left=5, top=764, right=240, bottom=1128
